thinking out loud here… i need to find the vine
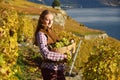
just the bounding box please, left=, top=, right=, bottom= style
left=83, top=39, right=120, bottom=80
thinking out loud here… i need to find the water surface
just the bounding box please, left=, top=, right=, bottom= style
left=66, top=8, right=120, bottom=40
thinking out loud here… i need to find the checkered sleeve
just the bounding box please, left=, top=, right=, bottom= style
left=37, top=32, right=66, bottom=61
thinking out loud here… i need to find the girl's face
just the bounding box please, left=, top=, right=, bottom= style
left=42, top=13, right=53, bottom=28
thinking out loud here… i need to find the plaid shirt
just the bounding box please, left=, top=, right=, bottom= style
left=37, top=31, right=66, bottom=70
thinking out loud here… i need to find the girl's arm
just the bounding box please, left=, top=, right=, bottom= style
left=37, top=32, right=67, bottom=61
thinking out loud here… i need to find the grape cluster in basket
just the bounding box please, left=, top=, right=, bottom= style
left=49, top=38, right=74, bottom=62
left=50, top=37, right=70, bottom=48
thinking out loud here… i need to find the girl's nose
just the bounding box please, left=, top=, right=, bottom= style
left=49, top=20, right=52, bottom=24
left=49, top=21, right=51, bottom=24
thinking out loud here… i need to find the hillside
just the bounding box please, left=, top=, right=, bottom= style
left=0, top=0, right=104, bottom=35
left=0, top=0, right=120, bottom=80
left=28, top=0, right=120, bottom=8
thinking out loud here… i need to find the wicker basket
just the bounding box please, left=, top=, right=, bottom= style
left=51, top=42, right=76, bottom=54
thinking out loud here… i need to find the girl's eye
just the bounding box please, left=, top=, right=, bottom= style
left=45, top=18, right=49, bottom=21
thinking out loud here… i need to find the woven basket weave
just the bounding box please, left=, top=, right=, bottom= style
left=51, top=42, right=76, bottom=54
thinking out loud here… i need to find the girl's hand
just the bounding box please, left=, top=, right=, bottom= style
left=64, top=52, right=72, bottom=63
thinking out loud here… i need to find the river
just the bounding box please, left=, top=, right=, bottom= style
left=66, top=8, right=120, bottom=40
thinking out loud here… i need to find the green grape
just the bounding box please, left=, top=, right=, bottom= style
left=61, top=37, right=70, bottom=46
left=55, top=42, right=62, bottom=48
left=59, top=41, right=64, bottom=47
left=61, top=37, right=67, bottom=42
left=63, top=40, right=70, bottom=46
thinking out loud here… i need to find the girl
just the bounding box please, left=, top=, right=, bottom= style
left=35, top=10, right=67, bottom=80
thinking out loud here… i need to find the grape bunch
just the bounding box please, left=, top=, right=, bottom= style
left=49, top=38, right=72, bottom=63
left=50, top=37, right=70, bottom=48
